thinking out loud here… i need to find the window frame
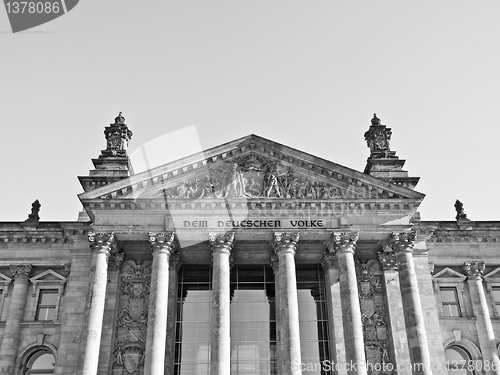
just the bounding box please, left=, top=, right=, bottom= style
left=432, top=267, right=466, bottom=318
left=484, top=267, right=500, bottom=318
left=29, top=270, right=67, bottom=322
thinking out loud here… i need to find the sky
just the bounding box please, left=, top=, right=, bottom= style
left=1, top=1, right=499, bottom=222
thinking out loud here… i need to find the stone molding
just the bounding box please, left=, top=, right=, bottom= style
left=209, top=231, right=235, bottom=254
left=463, top=262, right=485, bottom=280
left=149, top=232, right=176, bottom=255
left=329, top=232, right=359, bottom=254
left=273, top=232, right=299, bottom=255
left=388, top=231, right=415, bottom=253
left=88, top=232, right=116, bottom=256
left=10, top=265, right=32, bottom=282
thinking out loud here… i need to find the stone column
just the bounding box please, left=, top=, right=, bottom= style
left=98, top=252, right=124, bottom=374
left=82, top=232, right=115, bottom=375
left=144, top=232, right=176, bottom=375
left=378, top=252, right=411, bottom=375
left=209, top=232, right=235, bottom=375
left=463, top=262, right=500, bottom=375
left=270, top=253, right=282, bottom=375
left=330, top=232, right=366, bottom=375
left=321, top=253, right=347, bottom=375
left=273, top=232, right=302, bottom=375
left=165, top=253, right=182, bottom=374
left=0, top=265, right=32, bottom=374
left=390, top=232, right=432, bottom=375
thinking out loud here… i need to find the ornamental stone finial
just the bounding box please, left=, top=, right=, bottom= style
left=103, top=113, right=133, bottom=157
left=273, top=232, right=300, bottom=254
left=114, top=112, right=125, bottom=125
left=371, top=113, right=381, bottom=126
left=88, top=232, right=116, bottom=256
left=209, top=232, right=235, bottom=253
left=149, top=232, right=176, bottom=255
left=378, top=252, right=397, bottom=269
left=10, top=265, right=32, bottom=282
left=463, top=262, right=485, bottom=280
left=329, top=232, right=359, bottom=254
left=388, top=231, right=415, bottom=253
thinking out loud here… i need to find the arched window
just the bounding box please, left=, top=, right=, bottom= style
left=445, top=346, right=473, bottom=375
left=23, top=349, right=55, bottom=375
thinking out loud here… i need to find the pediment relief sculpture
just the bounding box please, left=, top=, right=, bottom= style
left=154, top=153, right=376, bottom=200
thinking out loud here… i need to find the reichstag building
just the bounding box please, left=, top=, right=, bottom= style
left=0, top=113, right=499, bottom=375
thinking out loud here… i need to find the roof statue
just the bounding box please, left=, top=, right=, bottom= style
left=26, top=199, right=42, bottom=222
left=103, top=112, right=133, bottom=157
left=455, top=199, right=467, bottom=220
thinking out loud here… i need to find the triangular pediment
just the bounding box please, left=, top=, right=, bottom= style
left=432, top=267, right=467, bottom=281
left=79, top=134, right=424, bottom=205
left=484, top=267, right=500, bottom=280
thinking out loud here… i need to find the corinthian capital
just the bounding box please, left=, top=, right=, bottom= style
left=378, top=252, right=397, bottom=269
left=209, top=232, right=235, bottom=254
left=463, top=262, right=485, bottom=280
left=88, top=232, right=116, bottom=256
left=10, top=265, right=32, bottom=282
left=149, top=232, right=176, bottom=255
left=273, top=232, right=299, bottom=255
left=329, top=232, right=359, bottom=254
left=389, top=231, right=415, bottom=253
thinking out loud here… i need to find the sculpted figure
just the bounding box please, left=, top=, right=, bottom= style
left=455, top=199, right=467, bottom=220
left=223, top=163, right=246, bottom=198
left=188, top=179, right=201, bottom=198
left=202, top=176, right=215, bottom=198
left=264, top=165, right=283, bottom=198
left=297, top=179, right=308, bottom=199
left=176, top=181, right=189, bottom=198
left=286, top=177, right=298, bottom=198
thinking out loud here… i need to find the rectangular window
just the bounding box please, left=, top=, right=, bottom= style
left=440, top=287, right=461, bottom=317
left=491, top=287, right=500, bottom=316
left=36, top=289, right=58, bottom=321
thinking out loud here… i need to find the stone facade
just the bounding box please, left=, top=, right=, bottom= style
left=0, top=113, right=499, bottom=375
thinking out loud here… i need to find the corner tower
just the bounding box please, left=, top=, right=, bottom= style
left=364, top=113, right=420, bottom=190
left=78, top=112, right=134, bottom=192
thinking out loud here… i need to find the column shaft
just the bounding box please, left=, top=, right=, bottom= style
left=81, top=232, right=114, bottom=375
left=331, top=232, right=366, bottom=375
left=144, top=233, right=176, bottom=375
left=322, top=255, right=347, bottom=375
left=165, top=254, right=181, bottom=375
left=209, top=232, right=234, bottom=375
left=391, top=232, right=432, bottom=375
left=0, top=265, right=32, bottom=374
left=378, top=253, right=412, bottom=375
left=464, top=262, right=500, bottom=375
left=274, top=232, right=301, bottom=375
